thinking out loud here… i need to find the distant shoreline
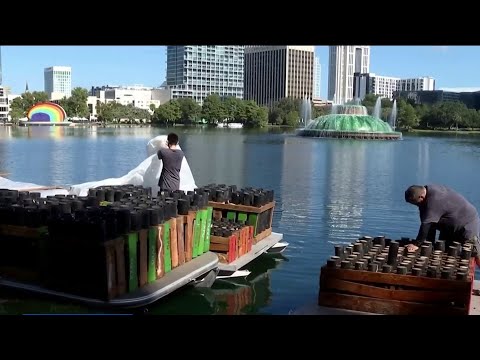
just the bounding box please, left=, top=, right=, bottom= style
left=404, top=129, right=480, bottom=135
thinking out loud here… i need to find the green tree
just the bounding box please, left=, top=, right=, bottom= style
left=313, top=106, right=329, bottom=118
left=268, top=97, right=301, bottom=125
left=397, top=103, right=418, bottom=129
left=66, top=87, right=89, bottom=118
left=381, top=98, right=392, bottom=109
left=23, top=91, right=49, bottom=111
left=153, top=101, right=181, bottom=124
left=58, top=97, right=70, bottom=115
left=253, top=106, right=269, bottom=127
left=8, top=91, right=49, bottom=121
left=361, top=94, right=379, bottom=108
left=241, top=100, right=264, bottom=127
left=176, top=98, right=201, bottom=122
left=381, top=108, right=391, bottom=121
left=284, top=110, right=299, bottom=127
left=233, top=100, right=246, bottom=123
left=464, top=109, right=480, bottom=128
left=9, top=97, right=26, bottom=121
left=268, top=107, right=282, bottom=125
left=223, top=96, right=243, bottom=122
left=96, top=102, right=114, bottom=123
left=201, top=94, right=226, bottom=124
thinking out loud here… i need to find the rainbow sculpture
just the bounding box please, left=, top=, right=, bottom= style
left=26, top=102, right=67, bottom=123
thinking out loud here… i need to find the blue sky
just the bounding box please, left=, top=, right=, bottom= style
left=2, top=46, right=479, bottom=97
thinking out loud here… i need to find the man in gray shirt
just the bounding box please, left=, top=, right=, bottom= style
left=404, top=184, right=480, bottom=265
left=157, top=133, right=184, bottom=192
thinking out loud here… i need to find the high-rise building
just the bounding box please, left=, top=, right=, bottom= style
left=313, top=55, right=321, bottom=99
left=0, top=46, right=2, bottom=85
left=0, top=86, right=7, bottom=121
left=353, top=73, right=400, bottom=100
left=398, top=77, right=435, bottom=92
left=166, top=46, right=244, bottom=105
left=90, top=84, right=170, bottom=111
left=44, top=66, right=72, bottom=100
left=328, top=46, right=370, bottom=104
left=354, top=73, right=435, bottom=100
left=244, top=46, right=315, bottom=106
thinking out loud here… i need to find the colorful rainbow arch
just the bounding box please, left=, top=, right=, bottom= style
left=26, top=102, right=67, bottom=123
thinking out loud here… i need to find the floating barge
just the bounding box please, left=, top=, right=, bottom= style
left=292, top=235, right=476, bottom=315
left=204, top=186, right=288, bottom=279
left=0, top=134, right=287, bottom=309
left=0, top=185, right=221, bottom=309
left=0, top=182, right=287, bottom=309
left=0, top=252, right=218, bottom=309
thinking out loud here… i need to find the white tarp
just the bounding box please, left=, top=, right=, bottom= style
left=0, top=177, right=70, bottom=198
left=0, top=135, right=197, bottom=198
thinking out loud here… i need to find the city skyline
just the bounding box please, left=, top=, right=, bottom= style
left=1, top=46, right=479, bottom=98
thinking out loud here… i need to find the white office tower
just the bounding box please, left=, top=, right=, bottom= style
left=44, top=66, right=72, bottom=100
left=328, top=46, right=370, bottom=104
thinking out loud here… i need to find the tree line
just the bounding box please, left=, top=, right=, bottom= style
left=265, top=94, right=480, bottom=130
left=152, top=94, right=268, bottom=128
left=9, top=88, right=91, bottom=123
left=361, top=94, right=480, bottom=130
left=11, top=88, right=476, bottom=130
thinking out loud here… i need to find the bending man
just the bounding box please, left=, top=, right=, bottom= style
left=404, top=184, right=480, bottom=266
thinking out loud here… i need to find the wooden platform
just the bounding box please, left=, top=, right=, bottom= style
left=291, top=280, right=480, bottom=315
left=0, top=251, right=219, bottom=309
left=217, top=232, right=283, bottom=275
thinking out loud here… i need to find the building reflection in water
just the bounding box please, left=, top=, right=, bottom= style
left=324, top=141, right=367, bottom=244
left=324, top=140, right=398, bottom=243
left=26, top=126, right=65, bottom=140
left=21, top=126, right=74, bottom=186
left=417, top=140, right=430, bottom=184
left=180, top=129, right=247, bottom=187
left=276, top=136, right=316, bottom=236
left=0, top=127, right=10, bottom=176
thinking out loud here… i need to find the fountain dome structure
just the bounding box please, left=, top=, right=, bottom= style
left=298, top=101, right=402, bottom=140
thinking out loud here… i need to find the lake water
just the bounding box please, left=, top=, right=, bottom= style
left=0, top=125, right=479, bottom=315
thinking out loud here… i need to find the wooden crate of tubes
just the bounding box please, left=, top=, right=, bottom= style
left=318, top=236, right=475, bottom=315
left=0, top=190, right=56, bottom=283
left=199, top=183, right=275, bottom=243
left=0, top=224, right=48, bottom=283
left=209, top=218, right=254, bottom=263
left=0, top=185, right=214, bottom=302
left=78, top=186, right=214, bottom=300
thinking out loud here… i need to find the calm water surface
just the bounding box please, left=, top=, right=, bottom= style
left=0, top=126, right=479, bottom=315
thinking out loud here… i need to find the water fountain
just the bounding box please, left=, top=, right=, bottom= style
left=372, top=97, right=381, bottom=119
left=297, top=99, right=402, bottom=140
left=389, top=99, right=397, bottom=130
left=300, top=96, right=313, bottom=127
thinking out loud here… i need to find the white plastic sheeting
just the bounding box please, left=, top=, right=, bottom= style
left=0, top=135, right=197, bottom=198
left=0, top=177, right=69, bottom=198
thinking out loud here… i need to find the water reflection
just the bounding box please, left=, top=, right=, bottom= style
left=27, top=126, right=66, bottom=139
left=181, top=129, right=247, bottom=187
left=324, top=140, right=367, bottom=243
left=417, top=140, right=430, bottom=183
left=147, top=254, right=287, bottom=315
left=279, top=136, right=314, bottom=231
left=0, top=127, right=7, bottom=176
